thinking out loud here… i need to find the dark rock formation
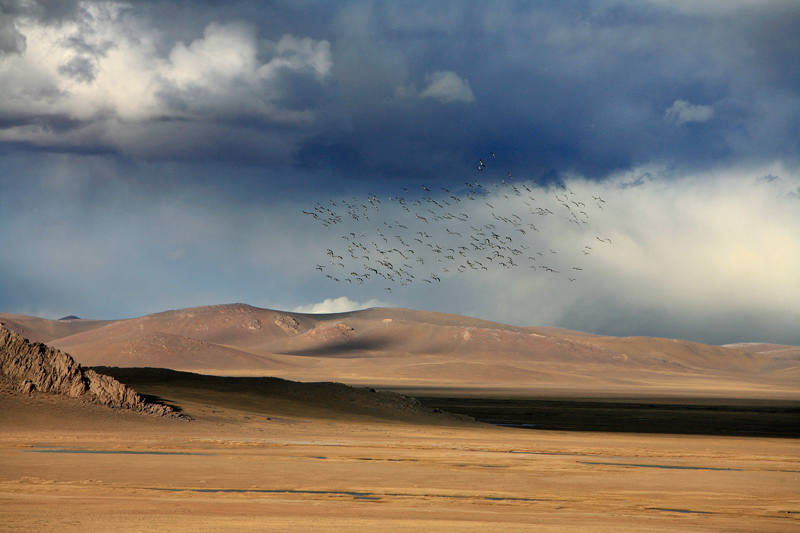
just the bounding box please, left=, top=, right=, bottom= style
left=0, top=327, right=176, bottom=417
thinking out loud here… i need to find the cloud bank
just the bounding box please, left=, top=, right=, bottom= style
left=1, top=0, right=796, bottom=174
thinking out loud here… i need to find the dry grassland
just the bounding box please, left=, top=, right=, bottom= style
left=2, top=378, right=798, bottom=532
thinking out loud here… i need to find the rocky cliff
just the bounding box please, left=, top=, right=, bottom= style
left=0, top=327, right=175, bottom=417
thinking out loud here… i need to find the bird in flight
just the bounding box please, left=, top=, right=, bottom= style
left=306, top=151, right=611, bottom=291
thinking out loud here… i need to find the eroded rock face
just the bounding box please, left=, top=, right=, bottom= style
left=0, top=327, right=86, bottom=397
left=299, top=322, right=354, bottom=342
left=0, top=327, right=175, bottom=417
left=275, top=314, right=300, bottom=334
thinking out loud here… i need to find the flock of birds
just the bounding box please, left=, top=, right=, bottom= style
left=304, top=154, right=611, bottom=293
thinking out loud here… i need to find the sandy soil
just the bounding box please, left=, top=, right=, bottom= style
left=1, top=381, right=798, bottom=532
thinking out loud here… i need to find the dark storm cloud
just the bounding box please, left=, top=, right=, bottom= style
left=2, top=1, right=798, bottom=177
left=291, top=0, right=800, bottom=183
left=57, top=55, right=96, bottom=82
left=0, top=16, right=24, bottom=55
left=0, top=1, right=27, bottom=55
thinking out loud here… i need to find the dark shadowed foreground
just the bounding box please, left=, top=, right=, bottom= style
left=414, top=396, right=800, bottom=438
left=91, top=366, right=471, bottom=426
left=93, top=367, right=800, bottom=438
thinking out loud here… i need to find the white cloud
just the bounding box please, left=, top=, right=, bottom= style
left=302, top=161, right=800, bottom=344
left=419, top=70, right=475, bottom=103
left=0, top=4, right=332, bottom=155
left=293, top=297, right=388, bottom=314
left=159, top=27, right=331, bottom=121
left=589, top=164, right=799, bottom=300
left=488, top=163, right=800, bottom=342
left=664, top=99, right=715, bottom=125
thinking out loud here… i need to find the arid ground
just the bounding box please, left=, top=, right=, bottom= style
left=2, top=371, right=798, bottom=532
left=1, top=305, right=798, bottom=531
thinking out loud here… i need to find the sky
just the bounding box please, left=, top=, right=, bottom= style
left=1, top=0, right=799, bottom=346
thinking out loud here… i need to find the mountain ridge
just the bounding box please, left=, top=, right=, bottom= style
left=2, top=304, right=797, bottom=396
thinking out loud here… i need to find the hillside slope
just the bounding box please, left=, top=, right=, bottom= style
left=4, top=304, right=797, bottom=396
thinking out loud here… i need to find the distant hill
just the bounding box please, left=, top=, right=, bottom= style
left=0, top=313, right=114, bottom=344
left=2, top=304, right=797, bottom=397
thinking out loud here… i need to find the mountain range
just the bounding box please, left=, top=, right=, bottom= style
left=1, top=304, right=797, bottom=397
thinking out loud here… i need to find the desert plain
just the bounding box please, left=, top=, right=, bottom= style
left=1, top=304, right=798, bottom=531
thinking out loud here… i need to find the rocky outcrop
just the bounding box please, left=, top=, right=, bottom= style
left=274, top=314, right=300, bottom=334
left=0, top=327, right=176, bottom=417
left=299, top=322, right=355, bottom=342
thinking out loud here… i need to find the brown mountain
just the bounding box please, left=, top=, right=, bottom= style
left=2, top=304, right=797, bottom=397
